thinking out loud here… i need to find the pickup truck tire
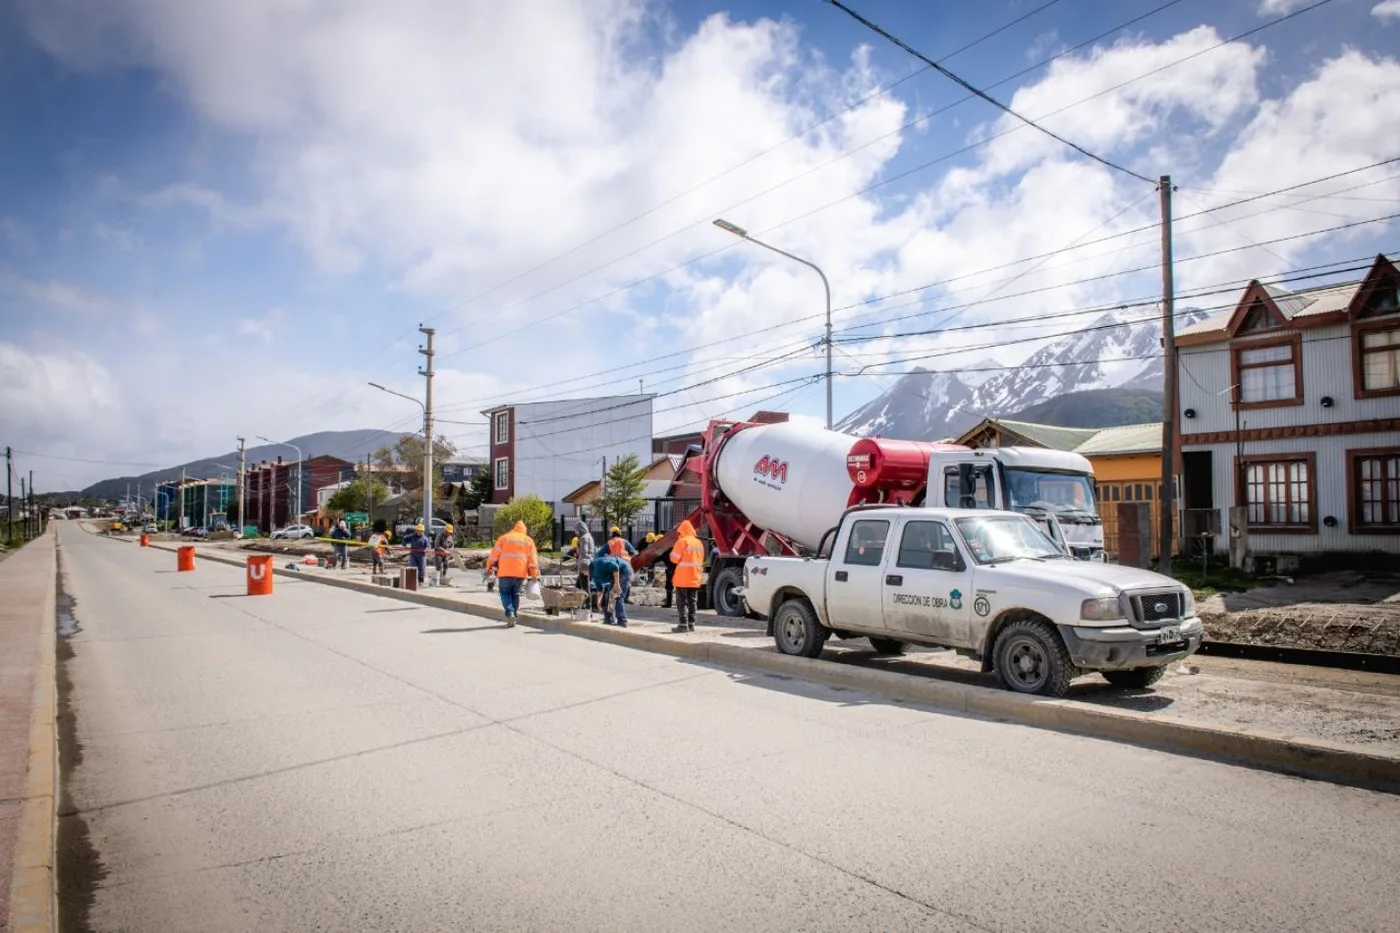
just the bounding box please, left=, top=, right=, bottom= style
left=711, top=567, right=745, bottom=617
left=773, top=598, right=827, bottom=659
left=992, top=618, right=1073, bottom=698
left=1102, top=665, right=1168, bottom=689
left=867, top=637, right=906, bottom=656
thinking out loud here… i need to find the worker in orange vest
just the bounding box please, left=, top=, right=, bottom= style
left=669, top=520, right=705, bottom=634
left=606, top=525, right=636, bottom=558
left=486, top=521, right=539, bottom=626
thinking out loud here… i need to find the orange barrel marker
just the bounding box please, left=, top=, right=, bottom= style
left=246, top=555, right=274, bottom=596
left=139, top=534, right=149, bottom=547
left=177, top=546, right=196, bottom=572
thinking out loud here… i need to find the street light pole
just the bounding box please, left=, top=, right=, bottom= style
left=368, top=378, right=433, bottom=526
left=256, top=437, right=303, bottom=526
left=714, top=218, right=833, bottom=429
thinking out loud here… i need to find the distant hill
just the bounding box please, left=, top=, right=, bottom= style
left=81, top=429, right=408, bottom=501
left=1010, top=389, right=1163, bottom=428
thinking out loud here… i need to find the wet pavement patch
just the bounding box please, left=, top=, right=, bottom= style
left=55, top=550, right=105, bottom=932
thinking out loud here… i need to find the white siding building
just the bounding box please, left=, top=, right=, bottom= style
left=1176, top=254, right=1400, bottom=556
left=481, top=395, right=655, bottom=514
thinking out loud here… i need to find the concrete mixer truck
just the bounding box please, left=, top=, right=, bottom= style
left=632, top=418, right=1106, bottom=619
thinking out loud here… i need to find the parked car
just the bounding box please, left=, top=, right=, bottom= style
left=181, top=526, right=208, bottom=538
left=270, top=524, right=315, bottom=540
left=142, top=523, right=158, bottom=534
left=395, top=517, right=447, bottom=538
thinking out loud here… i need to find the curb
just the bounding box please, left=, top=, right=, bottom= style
left=141, top=539, right=1400, bottom=793
left=7, top=531, right=58, bottom=933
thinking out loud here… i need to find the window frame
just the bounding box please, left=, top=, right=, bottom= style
left=1235, top=452, right=1317, bottom=534
left=1230, top=332, right=1303, bottom=410
left=895, top=520, right=960, bottom=571
left=493, top=457, right=509, bottom=491
left=1352, top=318, right=1400, bottom=400
left=494, top=410, right=510, bottom=445
left=842, top=518, right=891, bottom=567
left=1346, top=447, right=1400, bottom=534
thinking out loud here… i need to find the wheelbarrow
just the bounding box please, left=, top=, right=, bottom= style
left=540, top=582, right=588, bottom=617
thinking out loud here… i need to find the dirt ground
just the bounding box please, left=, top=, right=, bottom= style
left=1198, top=570, right=1400, bottom=655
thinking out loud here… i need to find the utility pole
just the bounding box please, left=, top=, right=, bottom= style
left=1158, top=175, right=1178, bottom=572
left=179, top=467, right=186, bottom=531
left=237, top=436, right=247, bottom=533
left=29, top=470, right=35, bottom=537
left=19, top=477, right=26, bottom=539
left=5, top=447, right=13, bottom=544
left=419, top=325, right=436, bottom=528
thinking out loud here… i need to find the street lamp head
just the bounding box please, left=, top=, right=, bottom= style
left=713, top=218, right=748, bottom=238
left=368, top=382, right=386, bottom=391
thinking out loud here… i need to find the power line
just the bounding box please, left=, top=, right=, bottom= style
left=821, top=0, right=1155, bottom=185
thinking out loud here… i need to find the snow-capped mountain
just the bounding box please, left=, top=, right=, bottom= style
left=836, top=308, right=1209, bottom=440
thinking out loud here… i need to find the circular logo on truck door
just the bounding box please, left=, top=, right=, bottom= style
left=974, top=595, right=990, bottom=617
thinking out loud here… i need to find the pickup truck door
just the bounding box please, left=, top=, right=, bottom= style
left=880, top=519, right=975, bottom=646
left=826, top=517, right=895, bottom=632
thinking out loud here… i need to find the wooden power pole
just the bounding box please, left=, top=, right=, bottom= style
left=1158, top=175, right=1178, bottom=572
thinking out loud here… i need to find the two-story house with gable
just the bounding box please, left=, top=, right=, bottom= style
left=1175, top=253, right=1399, bottom=558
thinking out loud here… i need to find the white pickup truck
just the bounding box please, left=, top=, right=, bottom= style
left=740, top=505, right=1202, bottom=697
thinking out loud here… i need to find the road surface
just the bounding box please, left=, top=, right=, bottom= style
left=56, top=524, right=1400, bottom=932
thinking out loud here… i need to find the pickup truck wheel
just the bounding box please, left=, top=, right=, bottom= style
left=711, top=567, right=744, bottom=617
left=1102, top=665, right=1167, bottom=689
left=992, top=619, right=1073, bottom=698
left=867, top=637, right=906, bottom=656
left=773, top=598, right=827, bottom=659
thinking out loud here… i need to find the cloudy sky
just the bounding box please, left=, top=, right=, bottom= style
left=3, top=0, right=1398, bottom=490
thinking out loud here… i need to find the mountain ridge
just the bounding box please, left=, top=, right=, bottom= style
left=81, top=429, right=408, bottom=501
left=836, top=308, right=1206, bottom=439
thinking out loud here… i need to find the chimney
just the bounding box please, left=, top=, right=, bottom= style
left=276, top=456, right=283, bottom=465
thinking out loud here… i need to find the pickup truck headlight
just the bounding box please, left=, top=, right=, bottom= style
left=1080, top=596, right=1127, bottom=622
left=1182, top=588, right=1196, bottom=618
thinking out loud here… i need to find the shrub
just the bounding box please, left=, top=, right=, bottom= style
left=492, top=495, right=554, bottom=546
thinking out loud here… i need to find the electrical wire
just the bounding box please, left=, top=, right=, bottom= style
left=821, top=0, right=1156, bottom=185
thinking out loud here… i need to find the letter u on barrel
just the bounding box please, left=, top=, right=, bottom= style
left=246, top=555, right=274, bottom=596
left=177, top=545, right=196, bottom=572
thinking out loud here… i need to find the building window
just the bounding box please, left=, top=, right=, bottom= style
left=1232, top=335, right=1302, bottom=408
left=1241, top=455, right=1315, bottom=532
left=493, top=457, right=509, bottom=491
left=494, top=411, right=510, bottom=445
left=1349, top=449, right=1400, bottom=532
left=1354, top=321, right=1400, bottom=398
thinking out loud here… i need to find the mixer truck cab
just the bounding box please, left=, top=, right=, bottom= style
left=923, top=447, right=1105, bottom=562
left=739, top=505, right=1201, bottom=698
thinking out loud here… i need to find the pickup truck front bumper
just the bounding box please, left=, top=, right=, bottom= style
left=1061, top=618, right=1204, bottom=671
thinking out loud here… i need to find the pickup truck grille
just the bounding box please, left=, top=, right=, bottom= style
left=1132, top=592, right=1184, bottom=624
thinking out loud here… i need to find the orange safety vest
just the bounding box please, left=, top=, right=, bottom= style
left=670, top=536, right=705, bottom=589
left=608, top=537, right=629, bottom=557
left=488, top=524, right=539, bottom=579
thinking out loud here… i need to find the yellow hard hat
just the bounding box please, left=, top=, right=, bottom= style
left=645, top=532, right=658, bottom=543
left=416, top=523, right=425, bottom=531
left=445, top=523, right=454, bottom=532
left=610, top=525, right=621, bottom=533
left=571, top=536, right=579, bottom=546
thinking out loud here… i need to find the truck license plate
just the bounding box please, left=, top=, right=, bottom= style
left=1156, top=626, right=1181, bottom=645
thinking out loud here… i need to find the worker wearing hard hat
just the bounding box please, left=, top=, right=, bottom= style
left=433, top=522, right=456, bottom=584
left=606, top=526, right=636, bottom=558
left=402, top=523, right=431, bottom=583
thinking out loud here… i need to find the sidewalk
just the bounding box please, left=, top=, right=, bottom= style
left=0, top=533, right=57, bottom=933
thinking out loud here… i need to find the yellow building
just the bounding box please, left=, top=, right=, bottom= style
left=955, top=419, right=1166, bottom=560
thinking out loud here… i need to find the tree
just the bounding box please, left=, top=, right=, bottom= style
left=461, top=468, right=492, bottom=513
left=372, top=434, right=457, bottom=519
left=598, top=454, right=647, bottom=530
left=325, top=478, right=389, bottom=515
left=492, top=495, right=553, bottom=547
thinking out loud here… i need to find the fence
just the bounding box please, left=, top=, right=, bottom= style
left=549, top=498, right=701, bottom=549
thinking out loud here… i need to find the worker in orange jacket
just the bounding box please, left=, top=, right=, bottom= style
left=486, top=521, right=539, bottom=627
left=669, top=520, right=705, bottom=634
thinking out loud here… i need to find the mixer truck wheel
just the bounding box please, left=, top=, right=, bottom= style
left=867, top=637, right=906, bottom=656
left=773, top=598, right=828, bottom=659
left=711, top=567, right=745, bottom=617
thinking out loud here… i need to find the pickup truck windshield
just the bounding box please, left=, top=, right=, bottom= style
left=954, top=515, right=1065, bottom=565
left=1003, top=468, right=1099, bottom=521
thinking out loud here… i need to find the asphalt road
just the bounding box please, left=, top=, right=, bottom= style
left=56, top=524, right=1400, bottom=932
